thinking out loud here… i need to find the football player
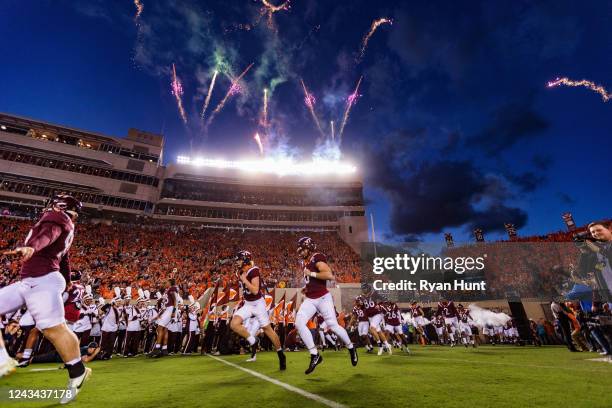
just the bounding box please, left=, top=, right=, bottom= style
left=349, top=297, right=373, bottom=352
left=409, top=301, right=429, bottom=345
left=360, top=287, right=392, bottom=356
left=0, top=194, right=91, bottom=403
left=437, top=299, right=460, bottom=347
left=382, top=301, right=410, bottom=353
left=149, top=279, right=179, bottom=357
left=295, top=237, right=357, bottom=374
left=229, top=250, right=286, bottom=370
left=457, top=304, right=476, bottom=348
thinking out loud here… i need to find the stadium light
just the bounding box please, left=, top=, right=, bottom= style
left=176, top=155, right=357, bottom=176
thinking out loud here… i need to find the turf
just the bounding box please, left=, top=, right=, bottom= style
left=2, top=346, right=611, bottom=408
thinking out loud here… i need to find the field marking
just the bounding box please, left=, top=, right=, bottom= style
left=28, top=368, right=59, bottom=372
left=207, top=355, right=347, bottom=408
left=397, top=354, right=612, bottom=372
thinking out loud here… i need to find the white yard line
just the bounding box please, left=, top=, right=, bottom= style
left=396, top=354, right=612, bottom=372
left=207, top=354, right=347, bottom=408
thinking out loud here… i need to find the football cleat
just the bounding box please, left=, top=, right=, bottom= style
left=17, top=357, right=32, bottom=368
left=349, top=347, right=358, bottom=366
left=377, top=347, right=384, bottom=356
left=305, top=353, right=322, bottom=375
left=246, top=355, right=257, bottom=362
left=60, top=367, right=91, bottom=404
left=0, top=358, right=17, bottom=378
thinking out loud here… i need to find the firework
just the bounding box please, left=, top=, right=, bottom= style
left=134, top=0, right=144, bottom=21
left=254, top=133, right=264, bottom=155
left=206, top=63, right=254, bottom=130
left=260, top=88, right=269, bottom=128
left=338, top=76, right=363, bottom=142
left=171, top=64, right=187, bottom=124
left=357, top=18, right=392, bottom=63
left=261, top=0, right=291, bottom=29
left=330, top=120, right=335, bottom=141
left=300, top=79, right=324, bottom=137
left=228, top=83, right=242, bottom=96
left=200, top=70, right=218, bottom=121
left=547, top=77, right=610, bottom=102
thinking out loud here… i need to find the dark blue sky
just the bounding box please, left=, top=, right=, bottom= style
left=0, top=0, right=610, bottom=242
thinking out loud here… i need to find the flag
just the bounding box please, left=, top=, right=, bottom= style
left=203, top=282, right=219, bottom=328
left=444, top=233, right=454, bottom=247
left=273, top=293, right=285, bottom=324
left=216, top=282, right=230, bottom=306
left=285, top=292, right=297, bottom=325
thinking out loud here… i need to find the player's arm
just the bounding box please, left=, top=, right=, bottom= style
left=312, top=261, right=334, bottom=280
left=241, top=273, right=259, bottom=295
left=9, top=223, right=63, bottom=261
left=82, top=346, right=101, bottom=363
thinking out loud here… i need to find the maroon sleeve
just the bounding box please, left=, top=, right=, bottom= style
left=313, top=253, right=327, bottom=264
left=59, top=253, right=71, bottom=284
left=27, top=223, right=63, bottom=252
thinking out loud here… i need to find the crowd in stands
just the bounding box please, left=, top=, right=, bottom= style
left=161, top=179, right=363, bottom=207
left=0, top=216, right=361, bottom=300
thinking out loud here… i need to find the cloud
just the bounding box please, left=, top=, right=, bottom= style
left=467, top=101, right=549, bottom=155
left=365, top=133, right=529, bottom=236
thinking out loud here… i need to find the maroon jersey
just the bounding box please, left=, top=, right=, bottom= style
left=240, top=266, right=263, bottom=301
left=433, top=315, right=445, bottom=328
left=410, top=304, right=423, bottom=317
left=164, top=285, right=179, bottom=308
left=63, top=283, right=84, bottom=322
left=20, top=211, right=74, bottom=281
left=362, top=294, right=381, bottom=317
left=459, top=310, right=472, bottom=323
left=384, top=303, right=401, bottom=326
left=303, top=253, right=328, bottom=299
left=437, top=301, right=458, bottom=318
left=352, top=305, right=368, bottom=322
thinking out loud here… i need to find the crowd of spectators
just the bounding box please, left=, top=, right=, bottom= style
left=161, top=179, right=363, bottom=207
left=0, top=216, right=361, bottom=300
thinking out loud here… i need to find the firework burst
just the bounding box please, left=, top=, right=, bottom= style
left=357, top=18, right=392, bottom=63
left=134, top=0, right=144, bottom=21
left=330, top=120, right=335, bottom=141
left=547, top=77, right=610, bottom=102
left=206, top=63, right=254, bottom=131
left=261, top=0, right=291, bottom=29
left=254, top=133, right=264, bottom=155
left=300, top=79, right=324, bottom=137
left=338, top=76, right=363, bottom=142
left=260, top=88, right=269, bottom=129
left=171, top=63, right=187, bottom=124
left=200, top=70, right=218, bottom=121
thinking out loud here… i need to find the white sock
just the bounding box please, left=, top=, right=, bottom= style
left=66, top=357, right=81, bottom=366
left=162, top=345, right=167, bottom=350
left=22, top=349, right=32, bottom=359
left=155, top=344, right=161, bottom=349
left=247, top=336, right=256, bottom=346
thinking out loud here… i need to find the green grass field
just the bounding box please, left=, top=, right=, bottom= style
left=3, top=346, right=611, bottom=408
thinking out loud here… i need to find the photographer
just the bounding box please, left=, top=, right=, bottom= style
left=574, top=220, right=612, bottom=301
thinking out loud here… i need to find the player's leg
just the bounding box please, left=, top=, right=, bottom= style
left=295, top=297, right=324, bottom=374
left=296, top=299, right=318, bottom=355
left=0, top=282, right=25, bottom=377
left=17, top=327, right=39, bottom=367
left=25, top=272, right=90, bottom=404
left=318, top=294, right=357, bottom=366
left=252, top=299, right=285, bottom=370
left=230, top=305, right=256, bottom=344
